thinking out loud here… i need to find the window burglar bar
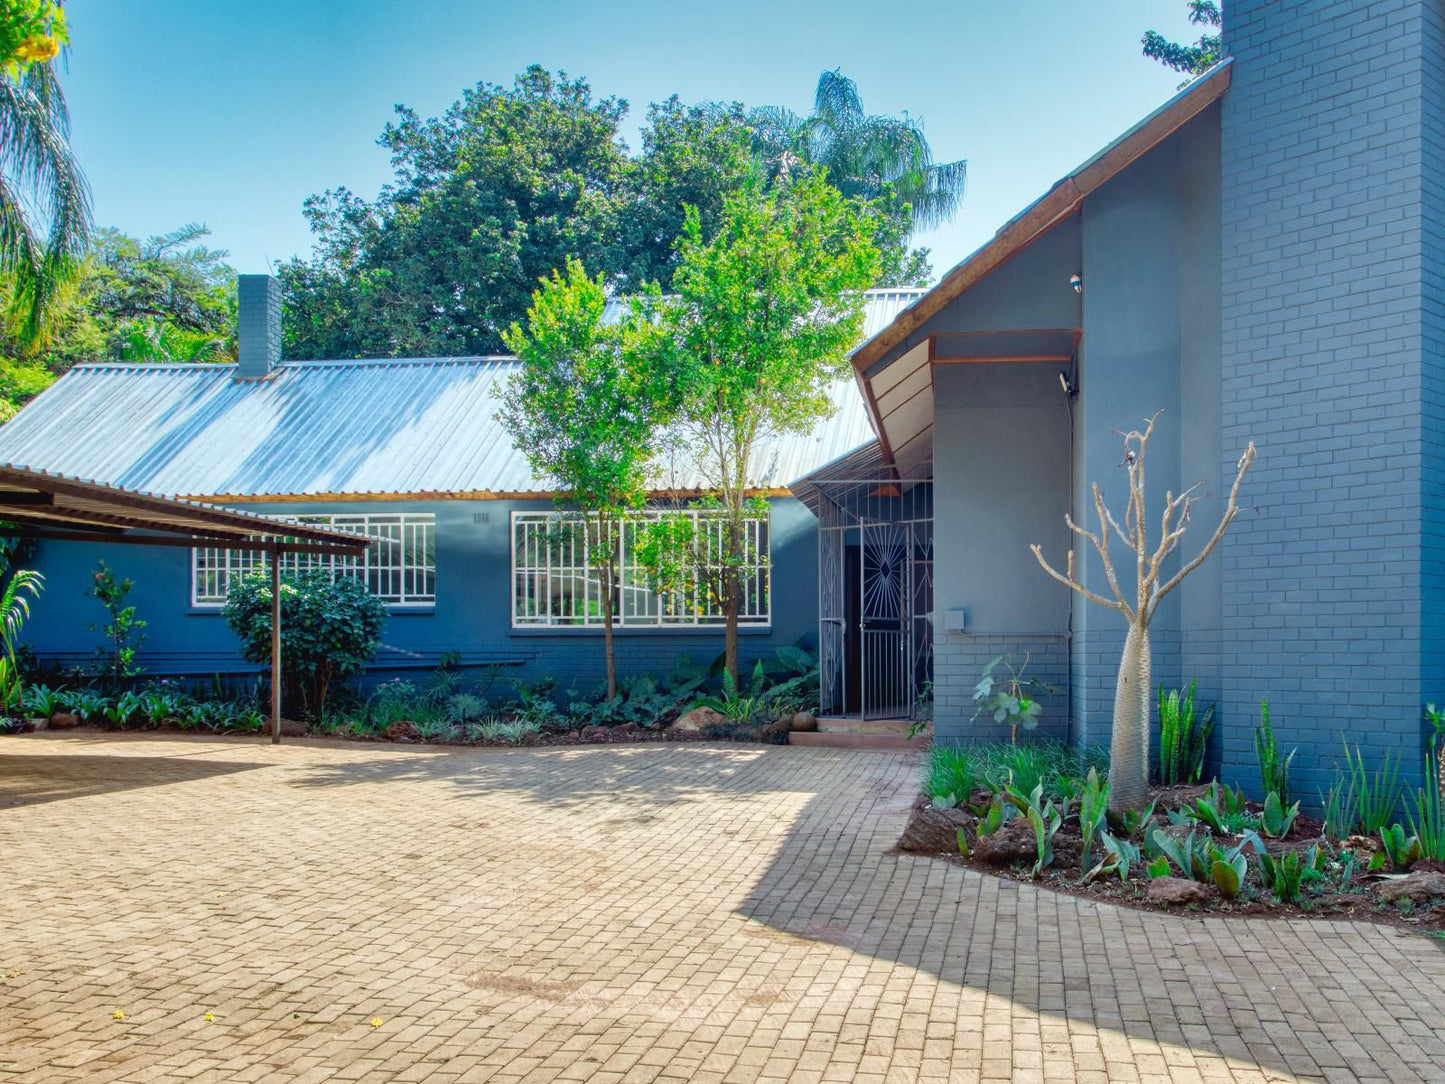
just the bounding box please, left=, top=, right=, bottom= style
left=192, top=513, right=436, bottom=607
left=511, top=509, right=770, bottom=628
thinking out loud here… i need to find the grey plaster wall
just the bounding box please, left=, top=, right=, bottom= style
left=932, top=363, right=1072, bottom=742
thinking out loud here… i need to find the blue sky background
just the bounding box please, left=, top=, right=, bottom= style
left=62, top=0, right=1201, bottom=280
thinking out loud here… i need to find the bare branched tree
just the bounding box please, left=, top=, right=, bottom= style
left=1031, top=411, right=1256, bottom=814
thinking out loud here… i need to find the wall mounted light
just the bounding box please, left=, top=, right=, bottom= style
left=1058, top=371, right=1077, bottom=399
left=1069, top=273, right=1082, bottom=294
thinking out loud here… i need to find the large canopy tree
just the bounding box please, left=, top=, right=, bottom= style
left=279, top=65, right=958, bottom=361
left=0, top=223, right=236, bottom=418
left=1143, top=1, right=1223, bottom=78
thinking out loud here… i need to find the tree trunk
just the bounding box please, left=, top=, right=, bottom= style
left=602, top=571, right=617, bottom=701
left=723, top=582, right=739, bottom=685
left=1109, top=621, right=1153, bottom=814
left=1437, top=741, right=1445, bottom=811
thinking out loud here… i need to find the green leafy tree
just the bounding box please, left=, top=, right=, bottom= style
left=222, top=570, right=388, bottom=718
left=645, top=170, right=880, bottom=681
left=279, top=66, right=632, bottom=359
left=750, top=69, right=966, bottom=283
left=1143, top=1, right=1223, bottom=78
left=0, top=0, right=89, bottom=344
left=0, top=223, right=236, bottom=418
left=497, top=258, right=675, bottom=699
left=85, top=559, right=146, bottom=685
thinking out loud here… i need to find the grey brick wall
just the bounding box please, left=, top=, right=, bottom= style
left=237, top=275, right=282, bottom=379
left=933, top=634, right=1069, bottom=745
left=1220, top=0, right=1433, bottom=797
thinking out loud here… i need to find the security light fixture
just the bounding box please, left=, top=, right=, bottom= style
left=1059, top=371, right=1077, bottom=399
left=1069, top=273, right=1082, bottom=294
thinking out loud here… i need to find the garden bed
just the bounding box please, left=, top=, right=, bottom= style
left=898, top=743, right=1445, bottom=938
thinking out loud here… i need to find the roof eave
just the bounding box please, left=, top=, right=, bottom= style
left=850, top=58, right=1233, bottom=387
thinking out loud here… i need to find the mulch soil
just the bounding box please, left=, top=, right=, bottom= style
left=895, top=787, right=1445, bottom=938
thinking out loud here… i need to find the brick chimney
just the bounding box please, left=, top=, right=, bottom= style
left=236, top=274, right=282, bottom=380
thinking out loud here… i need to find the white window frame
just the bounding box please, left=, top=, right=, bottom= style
left=511, top=509, right=770, bottom=629
left=191, top=513, right=436, bottom=609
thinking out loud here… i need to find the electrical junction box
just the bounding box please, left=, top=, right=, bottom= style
left=943, top=608, right=968, bottom=632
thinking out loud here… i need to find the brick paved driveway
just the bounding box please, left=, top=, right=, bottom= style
left=1, top=734, right=1442, bottom=1084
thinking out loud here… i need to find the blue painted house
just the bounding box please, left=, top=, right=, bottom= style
left=1, top=0, right=1439, bottom=797
left=0, top=275, right=921, bottom=695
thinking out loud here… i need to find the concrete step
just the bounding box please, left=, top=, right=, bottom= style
left=789, top=730, right=929, bottom=752
left=816, top=717, right=916, bottom=735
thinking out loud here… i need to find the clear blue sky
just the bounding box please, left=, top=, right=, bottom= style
left=62, top=0, right=1200, bottom=280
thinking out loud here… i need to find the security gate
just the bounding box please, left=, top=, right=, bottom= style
left=860, top=523, right=908, bottom=718
left=811, top=466, right=932, bottom=721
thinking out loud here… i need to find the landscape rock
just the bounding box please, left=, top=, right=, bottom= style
left=48, top=712, right=80, bottom=730
left=970, top=820, right=1039, bottom=867
left=27, top=717, right=48, bottom=732
left=385, top=719, right=418, bottom=742
left=896, top=805, right=974, bottom=854
left=791, top=711, right=818, bottom=732
left=1147, top=876, right=1213, bottom=907
left=275, top=717, right=308, bottom=738
left=671, top=706, right=727, bottom=733
left=1373, top=870, right=1445, bottom=904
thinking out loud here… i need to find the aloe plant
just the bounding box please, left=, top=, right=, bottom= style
left=1261, top=791, right=1299, bottom=839
left=1378, top=824, right=1422, bottom=872
left=1078, top=768, right=1109, bottom=868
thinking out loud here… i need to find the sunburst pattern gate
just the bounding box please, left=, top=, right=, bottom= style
left=809, top=466, right=932, bottom=721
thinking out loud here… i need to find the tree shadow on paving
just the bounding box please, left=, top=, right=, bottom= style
left=733, top=772, right=1445, bottom=1083
left=288, top=742, right=779, bottom=810
left=0, top=753, right=264, bottom=809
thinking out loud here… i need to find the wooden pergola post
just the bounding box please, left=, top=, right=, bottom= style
left=270, top=544, right=282, bottom=745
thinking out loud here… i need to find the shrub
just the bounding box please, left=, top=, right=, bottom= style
left=85, top=561, right=145, bottom=684
left=222, top=570, right=387, bottom=718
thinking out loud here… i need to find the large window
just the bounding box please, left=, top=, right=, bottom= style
left=192, top=513, right=436, bottom=608
left=512, top=509, right=770, bottom=628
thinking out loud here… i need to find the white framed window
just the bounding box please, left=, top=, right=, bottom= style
left=192, top=513, right=436, bottom=608
left=511, top=509, right=770, bottom=628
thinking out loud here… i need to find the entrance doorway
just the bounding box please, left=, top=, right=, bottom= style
left=815, top=480, right=932, bottom=720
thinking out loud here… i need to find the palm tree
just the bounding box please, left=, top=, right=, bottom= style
left=750, top=69, right=966, bottom=230
left=0, top=55, right=90, bottom=344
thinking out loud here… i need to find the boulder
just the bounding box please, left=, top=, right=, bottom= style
left=1147, top=876, right=1213, bottom=907
left=275, top=717, right=308, bottom=738
left=671, top=706, right=728, bottom=733
left=48, top=712, right=80, bottom=730
left=791, top=711, right=818, bottom=732
left=1374, top=870, right=1445, bottom=904
left=27, top=717, right=48, bottom=732
left=896, top=805, right=974, bottom=855
left=971, top=820, right=1040, bottom=867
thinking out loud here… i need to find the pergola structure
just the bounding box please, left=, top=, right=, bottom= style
left=0, top=464, right=371, bottom=743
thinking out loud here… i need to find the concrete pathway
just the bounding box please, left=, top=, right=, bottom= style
left=0, top=733, right=1442, bottom=1083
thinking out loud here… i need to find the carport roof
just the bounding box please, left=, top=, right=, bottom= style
left=0, top=463, right=370, bottom=555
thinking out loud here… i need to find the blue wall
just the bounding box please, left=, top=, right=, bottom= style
left=1221, top=0, right=1435, bottom=797
left=20, top=496, right=820, bottom=698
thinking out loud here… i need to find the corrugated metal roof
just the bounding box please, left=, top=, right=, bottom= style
left=0, top=289, right=918, bottom=500
left=0, top=357, right=875, bottom=500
